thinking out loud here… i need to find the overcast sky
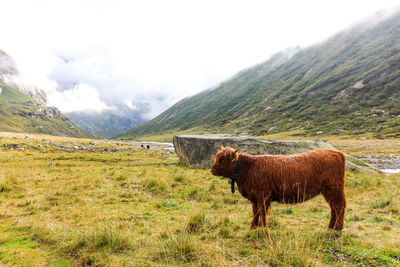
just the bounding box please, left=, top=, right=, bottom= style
left=1, top=0, right=399, bottom=119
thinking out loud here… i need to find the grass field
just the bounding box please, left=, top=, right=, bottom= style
left=0, top=133, right=399, bottom=266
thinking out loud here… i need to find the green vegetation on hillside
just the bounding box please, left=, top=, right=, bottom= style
left=0, top=82, right=90, bottom=138
left=118, top=12, right=400, bottom=140
left=0, top=134, right=399, bottom=266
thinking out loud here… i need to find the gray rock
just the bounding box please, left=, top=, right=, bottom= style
left=174, top=134, right=333, bottom=168
left=173, top=134, right=377, bottom=173
left=332, top=80, right=364, bottom=100
left=374, top=109, right=386, bottom=115
left=267, top=126, right=277, bottom=133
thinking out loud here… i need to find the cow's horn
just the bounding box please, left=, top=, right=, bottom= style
left=234, top=147, right=240, bottom=153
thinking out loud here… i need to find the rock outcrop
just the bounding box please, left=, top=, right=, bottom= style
left=173, top=134, right=377, bottom=173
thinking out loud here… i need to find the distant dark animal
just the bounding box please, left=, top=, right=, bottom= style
left=147, top=145, right=150, bottom=149
left=141, top=145, right=144, bottom=149
left=210, top=147, right=346, bottom=230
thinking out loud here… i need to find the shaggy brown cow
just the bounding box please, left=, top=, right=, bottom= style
left=210, top=147, right=346, bottom=230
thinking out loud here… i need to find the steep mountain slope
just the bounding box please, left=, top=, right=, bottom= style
left=119, top=12, right=400, bottom=139
left=0, top=50, right=91, bottom=137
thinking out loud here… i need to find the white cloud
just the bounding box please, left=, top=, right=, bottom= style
left=124, top=99, right=139, bottom=111
left=0, top=0, right=399, bottom=118
left=48, top=83, right=114, bottom=113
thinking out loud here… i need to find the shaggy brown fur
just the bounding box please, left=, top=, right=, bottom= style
left=210, top=147, right=346, bottom=230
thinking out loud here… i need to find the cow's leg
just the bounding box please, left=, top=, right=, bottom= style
left=332, top=192, right=346, bottom=230
left=250, top=201, right=259, bottom=229
left=258, top=198, right=272, bottom=227
left=322, top=187, right=346, bottom=230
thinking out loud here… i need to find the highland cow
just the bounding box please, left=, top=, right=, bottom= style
left=210, top=147, right=346, bottom=230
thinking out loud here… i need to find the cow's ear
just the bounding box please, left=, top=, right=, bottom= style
left=231, top=148, right=240, bottom=162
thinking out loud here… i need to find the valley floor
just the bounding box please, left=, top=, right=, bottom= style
left=0, top=132, right=399, bottom=266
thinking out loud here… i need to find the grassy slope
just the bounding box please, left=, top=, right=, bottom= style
left=118, top=12, right=400, bottom=140
left=0, top=134, right=399, bottom=266
left=0, top=83, right=91, bottom=138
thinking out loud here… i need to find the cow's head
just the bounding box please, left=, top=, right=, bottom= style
left=210, top=146, right=239, bottom=178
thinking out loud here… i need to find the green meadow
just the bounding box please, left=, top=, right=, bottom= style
left=0, top=133, right=399, bottom=266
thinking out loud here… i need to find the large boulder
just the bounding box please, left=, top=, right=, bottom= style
left=173, top=134, right=378, bottom=173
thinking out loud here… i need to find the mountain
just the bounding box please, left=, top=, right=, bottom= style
left=0, top=50, right=91, bottom=138
left=67, top=109, right=145, bottom=138
left=118, top=12, right=400, bottom=139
